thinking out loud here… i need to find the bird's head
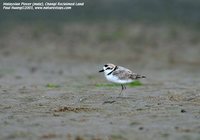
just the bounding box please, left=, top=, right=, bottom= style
left=99, top=63, right=116, bottom=75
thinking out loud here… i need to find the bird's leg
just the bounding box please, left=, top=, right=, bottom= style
left=118, top=84, right=127, bottom=97
left=124, top=85, right=126, bottom=90
left=119, top=84, right=124, bottom=97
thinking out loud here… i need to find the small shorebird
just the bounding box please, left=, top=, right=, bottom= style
left=99, top=63, right=146, bottom=96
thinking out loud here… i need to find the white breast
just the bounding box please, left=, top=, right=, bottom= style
left=105, top=74, right=133, bottom=84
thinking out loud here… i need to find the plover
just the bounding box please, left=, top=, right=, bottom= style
left=99, top=63, right=146, bottom=96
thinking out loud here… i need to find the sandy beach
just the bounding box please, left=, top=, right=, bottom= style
left=0, top=23, right=200, bottom=140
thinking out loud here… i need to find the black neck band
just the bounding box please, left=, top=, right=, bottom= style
left=107, top=66, right=118, bottom=75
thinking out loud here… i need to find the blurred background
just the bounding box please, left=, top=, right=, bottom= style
left=0, top=0, right=200, bottom=80
left=1, top=1, right=200, bottom=139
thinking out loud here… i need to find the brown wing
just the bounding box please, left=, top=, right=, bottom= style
left=112, top=69, right=135, bottom=80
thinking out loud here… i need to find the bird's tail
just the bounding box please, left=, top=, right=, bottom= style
left=136, top=74, right=146, bottom=79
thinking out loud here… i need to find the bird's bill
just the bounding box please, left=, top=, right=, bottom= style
left=99, top=69, right=104, bottom=72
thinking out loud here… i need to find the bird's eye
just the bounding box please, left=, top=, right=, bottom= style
left=106, top=67, right=111, bottom=70
left=104, top=64, right=108, bottom=67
